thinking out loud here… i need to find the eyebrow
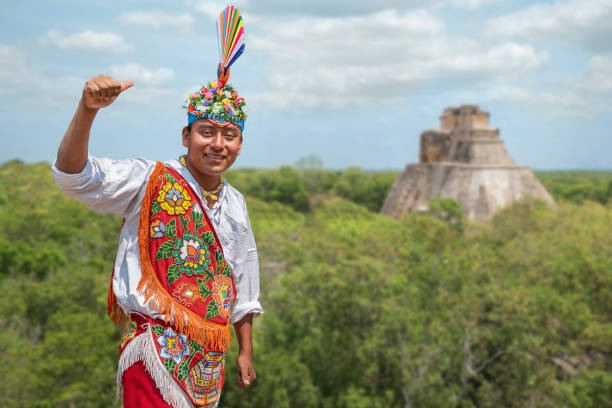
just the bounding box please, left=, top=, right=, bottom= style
left=195, top=124, right=238, bottom=135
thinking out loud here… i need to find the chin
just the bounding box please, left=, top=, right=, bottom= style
left=204, top=163, right=230, bottom=175
left=203, top=161, right=227, bottom=172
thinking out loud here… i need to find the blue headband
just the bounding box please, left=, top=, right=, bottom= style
left=187, top=112, right=245, bottom=132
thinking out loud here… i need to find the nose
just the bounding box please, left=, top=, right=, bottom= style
left=210, top=132, right=225, bottom=150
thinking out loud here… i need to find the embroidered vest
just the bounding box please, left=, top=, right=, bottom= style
left=108, top=162, right=236, bottom=351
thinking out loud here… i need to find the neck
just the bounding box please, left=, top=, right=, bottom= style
left=184, top=157, right=221, bottom=191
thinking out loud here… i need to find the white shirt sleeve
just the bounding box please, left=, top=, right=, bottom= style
left=228, top=197, right=264, bottom=324
left=51, top=156, right=155, bottom=219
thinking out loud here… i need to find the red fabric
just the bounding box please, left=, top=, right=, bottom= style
left=122, top=361, right=172, bottom=408
left=148, top=165, right=236, bottom=327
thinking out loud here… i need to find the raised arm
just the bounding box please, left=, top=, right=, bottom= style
left=56, top=75, right=133, bottom=173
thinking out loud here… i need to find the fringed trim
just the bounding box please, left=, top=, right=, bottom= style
left=136, top=162, right=232, bottom=352
left=107, top=282, right=129, bottom=329
left=108, top=220, right=130, bottom=330
left=116, top=329, right=194, bottom=408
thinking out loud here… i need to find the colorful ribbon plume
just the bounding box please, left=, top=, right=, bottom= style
left=217, top=6, right=245, bottom=74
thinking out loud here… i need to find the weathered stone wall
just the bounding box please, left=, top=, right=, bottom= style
left=440, top=105, right=490, bottom=130
left=382, top=163, right=555, bottom=220
left=446, top=139, right=516, bottom=165
left=420, top=131, right=450, bottom=163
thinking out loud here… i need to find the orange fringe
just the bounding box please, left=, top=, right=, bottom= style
left=135, top=162, right=231, bottom=352
left=107, top=283, right=129, bottom=329
left=108, top=222, right=129, bottom=331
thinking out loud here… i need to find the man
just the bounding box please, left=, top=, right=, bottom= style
left=52, top=74, right=262, bottom=408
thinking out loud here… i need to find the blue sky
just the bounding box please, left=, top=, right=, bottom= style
left=1, top=0, right=611, bottom=170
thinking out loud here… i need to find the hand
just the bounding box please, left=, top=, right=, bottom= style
left=236, top=352, right=256, bottom=389
left=81, top=75, right=133, bottom=110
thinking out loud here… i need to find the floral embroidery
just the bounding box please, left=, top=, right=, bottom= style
left=119, top=321, right=137, bottom=349
left=157, top=181, right=193, bottom=215
left=145, top=164, right=235, bottom=353
left=156, top=327, right=191, bottom=365
left=150, top=219, right=166, bottom=238
left=172, top=232, right=211, bottom=276
left=212, top=275, right=233, bottom=319
left=148, top=321, right=225, bottom=406
left=172, top=282, right=202, bottom=306
left=215, top=248, right=230, bottom=276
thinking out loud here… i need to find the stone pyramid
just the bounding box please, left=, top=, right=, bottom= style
left=381, top=105, right=555, bottom=220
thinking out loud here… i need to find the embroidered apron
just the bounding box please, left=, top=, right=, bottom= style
left=109, top=162, right=236, bottom=407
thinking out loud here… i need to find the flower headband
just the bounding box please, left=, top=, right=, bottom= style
left=184, top=6, right=247, bottom=131
left=184, top=81, right=247, bottom=131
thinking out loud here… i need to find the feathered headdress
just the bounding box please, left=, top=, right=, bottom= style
left=184, top=6, right=247, bottom=131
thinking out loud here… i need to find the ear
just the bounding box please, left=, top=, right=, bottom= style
left=236, top=132, right=243, bottom=156
left=182, top=126, right=190, bottom=148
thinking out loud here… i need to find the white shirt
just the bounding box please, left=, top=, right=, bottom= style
left=51, top=156, right=263, bottom=324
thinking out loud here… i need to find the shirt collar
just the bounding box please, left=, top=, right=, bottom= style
left=165, top=159, right=227, bottom=211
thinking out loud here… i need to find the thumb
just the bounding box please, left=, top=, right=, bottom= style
left=242, top=369, right=251, bottom=386
left=120, top=80, right=134, bottom=92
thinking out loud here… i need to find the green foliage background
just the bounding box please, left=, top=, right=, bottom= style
left=0, top=160, right=610, bottom=407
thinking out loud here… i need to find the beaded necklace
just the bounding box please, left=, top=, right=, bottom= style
left=179, top=155, right=224, bottom=203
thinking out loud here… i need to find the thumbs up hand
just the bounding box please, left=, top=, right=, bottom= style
left=81, top=75, right=134, bottom=110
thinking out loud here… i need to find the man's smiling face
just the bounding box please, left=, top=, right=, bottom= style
left=182, top=119, right=242, bottom=179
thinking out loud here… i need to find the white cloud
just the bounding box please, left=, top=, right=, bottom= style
left=191, top=0, right=238, bottom=20
left=449, top=0, right=503, bottom=9
left=0, top=44, right=84, bottom=108
left=481, top=53, right=612, bottom=116
left=580, top=54, right=612, bottom=94
left=118, top=11, right=195, bottom=32
left=0, top=45, right=28, bottom=94
left=0, top=45, right=177, bottom=110
left=115, top=86, right=181, bottom=106
left=431, top=43, right=547, bottom=76
left=110, top=63, right=174, bottom=87
left=246, top=10, right=546, bottom=108
left=485, top=0, right=612, bottom=51
left=190, top=0, right=503, bottom=19
left=0, top=45, right=26, bottom=65
left=43, top=29, right=131, bottom=52
left=489, top=86, right=587, bottom=115
left=107, top=63, right=179, bottom=108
